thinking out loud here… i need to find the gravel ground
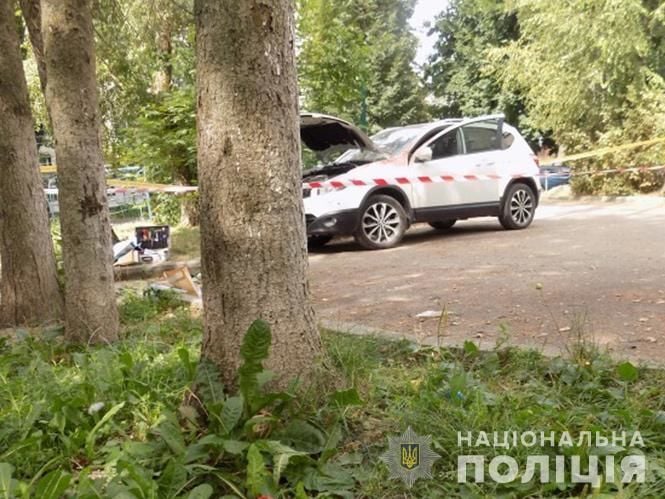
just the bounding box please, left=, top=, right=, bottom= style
left=308, top=198, right=665, bottom=364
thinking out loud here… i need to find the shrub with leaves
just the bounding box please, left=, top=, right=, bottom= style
left=0, top=303, right=361, bottom=498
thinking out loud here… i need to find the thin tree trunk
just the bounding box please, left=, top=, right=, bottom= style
left=196, top=0, right=322, bottom=387
left=152, top=19, right=173, bottom=94
left=19, top=0, right=47, bottom=95
left=42, top=0, right=119, bottom=343
left=0, top=0, right=63, bottom=327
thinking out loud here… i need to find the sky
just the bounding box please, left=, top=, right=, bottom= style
left=410, top=0, right=450, bottom=66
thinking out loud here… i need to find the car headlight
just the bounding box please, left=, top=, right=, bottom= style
left=318, top=185, right=346, bottom=195
left=304, top=185, right=346, bottom=197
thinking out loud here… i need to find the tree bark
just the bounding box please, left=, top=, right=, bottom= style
left=195, top=0, right=322, bottom=387
left=152, top=18, right=173, bottom=94
left=0, top=0, right=63, bottom=327
left=19, top=0, right=47, bottom=96
left=42, top=0, right=119, bottom=343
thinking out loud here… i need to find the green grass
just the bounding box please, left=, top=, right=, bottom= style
left=1, top=295, right=664, bottom=498
left=170, top=226, right=201, bottom=260
left=329, top=335, right=665, bottom=497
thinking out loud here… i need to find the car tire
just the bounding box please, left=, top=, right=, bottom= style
left=354, top=195, right=407, bottom=250
left=429, top=219, right=457, bottom=230
left=307, top=235, right=333, bottom=250
left=499, top=182, right=536, bottom=230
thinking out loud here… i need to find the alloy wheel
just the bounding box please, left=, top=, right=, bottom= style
left=361, top=202, right=402, bottom=245
left=510, top=188, right=534, bottom=226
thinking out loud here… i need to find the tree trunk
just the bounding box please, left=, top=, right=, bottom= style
left=42, top=0, right=119, bottom=343
left=152, top=19, right=173, bottom=94
left=195, top=0, right=322, bottom=387
left=19, top=0, right=47, bottom=95
left=0, top=0, right=63, bottom=327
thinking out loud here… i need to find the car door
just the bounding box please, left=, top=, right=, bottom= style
left=458, top=118, right=504, bottom=203
left=410, top=127, right=466, bottom=209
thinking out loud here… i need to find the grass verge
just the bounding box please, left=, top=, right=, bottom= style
left=1, top=294, right=664, bottom=498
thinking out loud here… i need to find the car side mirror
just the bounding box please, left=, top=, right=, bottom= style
left=414, top=146, right=433, bottom=163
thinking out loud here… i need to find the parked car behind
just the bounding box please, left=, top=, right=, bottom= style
left=539, top=164, right=571, bottom=190
left=300, top=114, right=541, bottom=250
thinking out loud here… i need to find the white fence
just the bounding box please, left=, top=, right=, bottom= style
left=45, top=188, right=150, bottom=216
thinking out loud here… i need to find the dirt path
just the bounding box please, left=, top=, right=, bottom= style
left=308, top=198, right=665, bottom=363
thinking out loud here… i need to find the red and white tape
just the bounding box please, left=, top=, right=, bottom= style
left=304, top=173, right=514, bottom=190
left=303, top=165, right=665, bottom=191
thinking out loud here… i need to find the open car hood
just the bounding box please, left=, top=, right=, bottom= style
left=300, top=113, right=377, bottom=152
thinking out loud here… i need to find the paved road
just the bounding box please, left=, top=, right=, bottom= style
left=308, top=198, right=665, bottom=363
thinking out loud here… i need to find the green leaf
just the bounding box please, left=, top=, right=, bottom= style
left=294, top=481, right=308, bottom=499
left=261, top=441, right=307, bottom=484
left=279, top=420, right=326, bottom=454
left=155, top=416, right=187, bottom=456
left=158, top=459, right=187, bottom=498
left=617, top=361, right=639, bottom=382
left=254, top=440, right=309, bottom=483
left=238, top=320, right=272, bottom=407
left=302, top=463, right=355, bottom=495
left=195, top=359, right=225, bottom=405
left=220, top=396, right=244, bottom=435
left=85, top=402, right=125, bottom=457
left=0, top=463, right=14, bottom=499
left=186, top=483, right=214, bottom=499
left=178, top=347, right=196, bottom=381
left=34, top=469, right=71, bottom=499
left=330, top=388, right=362, bottom=408
left=222, top=440, right=249, bottom=455
left=463, top=340, right=480, bottom=356
left=240, top=320, right=272, bottom=364
left=246, top=444, right=269, bottom=496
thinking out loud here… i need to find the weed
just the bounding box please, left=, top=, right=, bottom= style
left=1, top=295, right=664, bottom=497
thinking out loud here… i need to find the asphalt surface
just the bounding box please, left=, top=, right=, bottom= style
left=308, top=198, right=665, bottom=363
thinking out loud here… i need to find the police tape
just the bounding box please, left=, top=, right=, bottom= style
left=107, top=179, right=197, bottom=194
left=303, top=165, right=665, bottom=191
left=560, top=164, right=665, bottom=178
left=540, top=136, right=665, bottom=166
left=38, top=134, right=665, bottom=193
left=41, top=164, right=665, bottom=194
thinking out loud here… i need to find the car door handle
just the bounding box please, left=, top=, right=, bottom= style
left=476, top=161, right=495, bottom=167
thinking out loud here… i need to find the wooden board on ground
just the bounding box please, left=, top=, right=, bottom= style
left=162, top=266, right=201, bottom=297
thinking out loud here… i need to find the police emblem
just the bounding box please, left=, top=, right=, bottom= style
left=380, top=426, right=440, bottom=488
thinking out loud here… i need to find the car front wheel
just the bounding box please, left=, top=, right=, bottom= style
left=499, top=183, right=536, bottom=230
left=354, top=195, right=407, bottom=250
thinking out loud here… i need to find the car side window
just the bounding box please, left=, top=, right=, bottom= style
left=461, top=120, right=500, bottom=154
left=429, top=130, right=461, bottom=160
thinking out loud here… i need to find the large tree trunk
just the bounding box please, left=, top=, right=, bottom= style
left=19, top=0, right=47, bottom=95
left=195, top=0, right=322, bottom=387
left=42, top=0, right=119, bottom=343
left=0, top=0, right=63, bottom=327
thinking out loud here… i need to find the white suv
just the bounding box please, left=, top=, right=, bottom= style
left=301, top=114, right=540, bottom=250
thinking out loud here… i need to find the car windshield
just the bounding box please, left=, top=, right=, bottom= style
left=334, top=125, right=429, bottom=164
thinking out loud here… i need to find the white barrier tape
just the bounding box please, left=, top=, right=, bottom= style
left=43, top=163, right=665, bottom=194
left=564, top=164, right=665, bottom=178
left=303, top=165, right=665, bottom=191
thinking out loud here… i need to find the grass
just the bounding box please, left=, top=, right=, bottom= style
left=1, top=294, right=664, bottom=498
left=170, top=226, right=201, bottom=260
left=331, top=335, right=665, bottom=497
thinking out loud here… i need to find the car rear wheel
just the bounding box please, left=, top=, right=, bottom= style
left=499, top=183, right=536, bottom=230
left=354, top=195, right=407, bottom=250
left=428, top=219, right=457, bottom=230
